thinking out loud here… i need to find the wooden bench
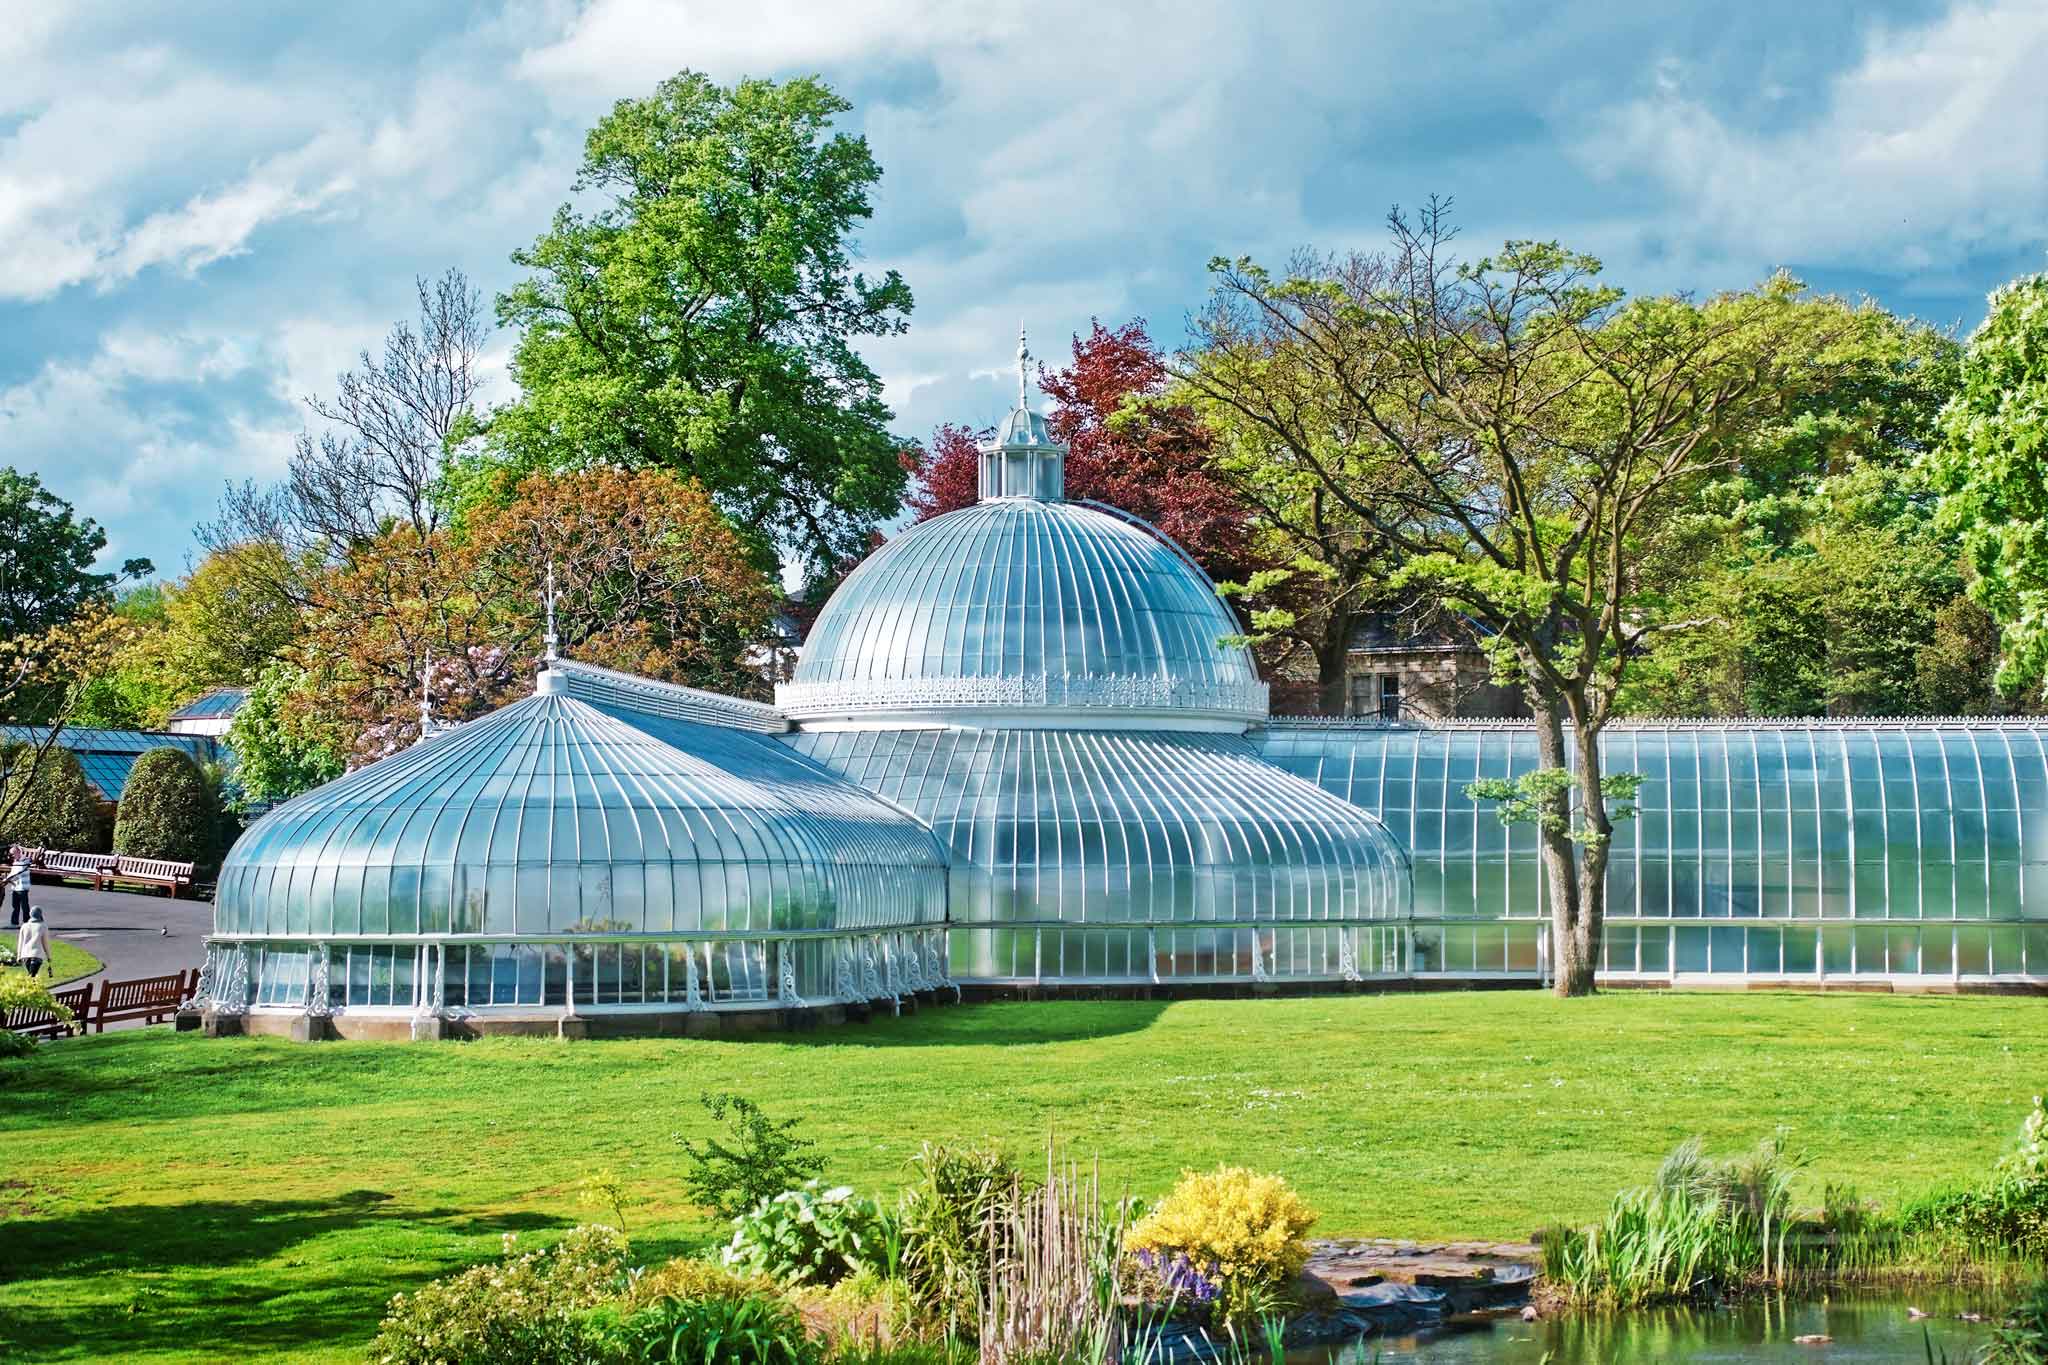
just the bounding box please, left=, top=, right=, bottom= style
left=27, top=850, right=115, bottom=888
left=18, top=850, right=197, bottom=896
left=99, top=857, right=196, bottom=898
left=91, top=969, right=196, bottom=1032
left=3, top=982, right=94, bottom=1039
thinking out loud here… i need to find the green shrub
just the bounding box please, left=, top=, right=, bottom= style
left=0, top=744, right=106, bottom=851
left=681, top=1091, right=827, bottom=1220
left=368, top=1223, right=627, bottom=1365
left=113, top=746, right=219, bottom=865
left=1, top=968, right=75, bottom=1062
left=624, top=1257, right=780, bottom=1312
left=790, top=1268, right=920, bottom=1350
left=2006, top=1097, right=2048, bottom=1182
left=1985, top=1275, right=2048, bottom=1364
left=593, top=1292, right=816, bottom=1365
left=1898, top=1177, right=2048, bottom=1259
left=897, top=1141, right=1023, bottom=1335
left=724, top=1182, right=897, bottom=1287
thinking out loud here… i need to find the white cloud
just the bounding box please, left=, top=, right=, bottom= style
left=516, top=0, right=1011, bottom=93
left=0, top=329, right=300, bottom=565
left=109, top=169, right=351, bottom=287
left=1580, top=0, right=2048, bottom=270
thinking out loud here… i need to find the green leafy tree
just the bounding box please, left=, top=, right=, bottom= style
left=0, top=469, right=152, bottom=637
left=0, top=744, right=107, bottom=851
left=1616, top=312, right=2004, bottom=717
left=1181, top=204, right=1841, bottom=995
left=113, top=747, right=220, bottom=865
left=479, top=71, right=914, bottom=577
left=225, top=662, right=346, bottom=808
left=1928, top=272, right=2048, bottom=696
left=68, top=586, right=180, bottom=729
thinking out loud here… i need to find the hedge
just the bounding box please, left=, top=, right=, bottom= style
left=0, top=743, right=108, bottom=852
left=113, top=747, right=219, bottom=865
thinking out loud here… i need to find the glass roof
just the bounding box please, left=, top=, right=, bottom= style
left=779, top=498, right=1267, bottom=722
left=216, top=690, right=947, bottom=939
left=0, top=726, right=219, bottom=800
left=170, top=688, right=248, bottom=720
left=1260, top=720, right=2048, bottom=925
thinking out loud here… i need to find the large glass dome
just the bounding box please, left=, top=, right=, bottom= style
left=777, top=492, right=1267, bottom=726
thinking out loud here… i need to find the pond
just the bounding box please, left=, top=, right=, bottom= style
left=1318, top=1292, right=1997, bottom=1363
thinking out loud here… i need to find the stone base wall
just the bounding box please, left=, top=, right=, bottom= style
left=206, top=990, right=951, bottom=1042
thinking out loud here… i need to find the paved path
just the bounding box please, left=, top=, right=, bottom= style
left=18, top=883, right=208, bottom=1031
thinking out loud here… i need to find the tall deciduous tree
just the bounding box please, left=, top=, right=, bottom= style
left=204, top=269, right=487, bottom=608
left=1182, top=204, right=1839, bottom=996
left=281, top=467, right=775, bottom=769
left=224, top=662, right=346, bottom=808
left=482, top=71, right=913, bottom=577
left=900, top=423, right=987, bottom=523
left=465, top=467, right=778, bottom=699
left=1616, top=315, right=2002, bottom=717
left=1927, top=272, right=2048, bottom=697
left=0, top=470, right=150, bottom=637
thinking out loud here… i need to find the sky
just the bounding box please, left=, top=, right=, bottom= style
left=3, top=0, right=2046, bottom=579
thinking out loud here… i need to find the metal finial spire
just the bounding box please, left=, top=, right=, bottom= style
left=543, top=559, right=559, bottom=664
left=1017, top=324, right=1030, bottom=409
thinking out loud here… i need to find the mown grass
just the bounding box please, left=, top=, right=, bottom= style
left=45, top=939, right=100, bottom=985
left=0, top=992, right=2040, bottom=1363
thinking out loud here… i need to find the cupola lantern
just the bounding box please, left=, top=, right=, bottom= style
left=977, top=327, right=1065, bottom=501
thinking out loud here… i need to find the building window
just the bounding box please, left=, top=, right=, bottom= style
left=1347, top=675, right=1375, bottom=717
left=1378, top=674, right=1401, bottom=721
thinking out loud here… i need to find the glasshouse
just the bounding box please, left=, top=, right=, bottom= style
left=198, top=336, right=2048, bottom=1037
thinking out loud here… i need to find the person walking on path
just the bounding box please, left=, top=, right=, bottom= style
left=7, top=847, right=28, bottom=927
left=15, top=907, right=49, bottom=979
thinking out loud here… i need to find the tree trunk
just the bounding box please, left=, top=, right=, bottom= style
left=1568, top=715, right=1613, bottom=997
left=1316, top=607, right=1354, bottom=717
left=1531, top=697, right=1593, bottom=996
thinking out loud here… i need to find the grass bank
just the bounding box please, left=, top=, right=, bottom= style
left=45, top=939, right=100, bottom=986
left=0, top=992, right=2040, bottom=1362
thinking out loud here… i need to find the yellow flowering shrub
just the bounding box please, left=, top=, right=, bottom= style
left=1125, top=1166, right=1317, bottom=1320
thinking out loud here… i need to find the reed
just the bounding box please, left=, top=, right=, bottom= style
left=977, top=1150, right=1127, bottom=1365
left=1543, top=1134, right=1811, bottom=1308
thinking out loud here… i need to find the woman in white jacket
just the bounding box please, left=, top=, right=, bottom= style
left=15, top=906, right=49, bottom=979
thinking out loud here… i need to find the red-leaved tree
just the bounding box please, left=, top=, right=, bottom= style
left=902, top=321, right=1263, bottom=591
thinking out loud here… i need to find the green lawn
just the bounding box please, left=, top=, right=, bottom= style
left=0, top=992, right=2040, bottom=1363
left=45, top=939, right=101, bottom=986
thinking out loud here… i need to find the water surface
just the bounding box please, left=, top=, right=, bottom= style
left=1329, top=1292, right=1995, bottom=1363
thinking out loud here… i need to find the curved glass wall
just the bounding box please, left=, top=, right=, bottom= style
left=788, top=728, right=1412, bottom=984
left=208, top=688, right=950, bottom=1017
left=1259, top=720, right=2048, bottom=981
left=778, top=499, right=1267, bottom=721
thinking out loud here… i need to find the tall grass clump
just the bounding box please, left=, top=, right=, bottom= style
left=1542, top=1134, right=1808, bottom=1308
left=978, top=1151, right=1127, bottom=1365
left=898, top=1141, right=1025, bottom=1338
